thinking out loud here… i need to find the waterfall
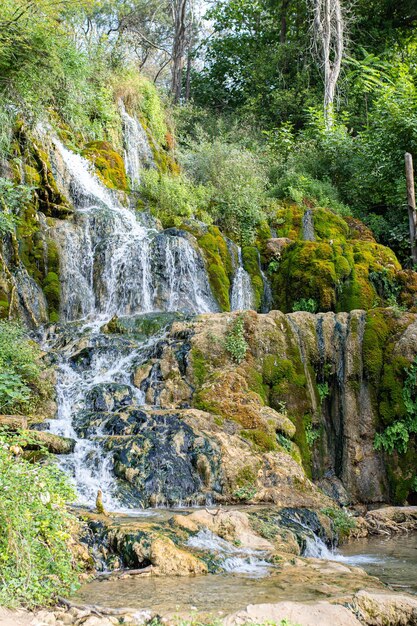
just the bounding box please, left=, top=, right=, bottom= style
left=119, top=100, right=155, bottom=188
left=187, top=529, right=272, bottom=576
left=230, top=247, right=255, bottom=311
left=46, top=323, right=167, bottom=510
left=51, top=138, right=217, bottom=321
left=302, top=209, right=315, bottom=241
left=44, top=130, right=221, bottom=509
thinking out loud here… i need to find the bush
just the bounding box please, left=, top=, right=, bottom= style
left=0, top=435, right=80, bottom=607
left=0, top=321, right=51, bottom=414
left=140, top=169, right=212, bottom=227
left=225, top=315, right=248, bottom=364
left=181, top=138, right=268, bottom=244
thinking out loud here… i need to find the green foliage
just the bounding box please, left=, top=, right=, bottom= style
left=321, top=507, right=357, bottom=539
left=292, top=298, right=318, bottom=313
left=375, top=356, right=417, bottom=454
left=276, top=432, right=292, bottom=451
left=0, top=435, right=80, bottom=607
left=0, top=178, right=32, bottom=234
left=0, top=321, right=49, bottom=414
left=181, top=138, right=267, bottom=244
left=317, top=382, right=330, bottom=403
left=225, top=316, right=248, bottom=364
left=140, top=170, right=212, bottom=227
left=305, top=422, right=321, bottom=448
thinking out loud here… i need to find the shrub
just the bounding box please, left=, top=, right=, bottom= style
left=292, top=298, right=318, bottom=313
left=181, top=138, right=268, bottom=244
left=0, top=434, right=80, bottom=607
left=140, top=169, right=212, bottom=227
left=0, top=321, right=51, bottom=414
left=225, top=315, right=248, bottom=364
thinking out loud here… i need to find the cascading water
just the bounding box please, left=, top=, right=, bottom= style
left=230, top=247, right=255, bottom=311
left=187, top=529, right=272, bottom=576
left=119, top=100, right=155, bottom=188
left=51, top=139, right=216, bottom=321
left=45, top=124, right=220, bottom=509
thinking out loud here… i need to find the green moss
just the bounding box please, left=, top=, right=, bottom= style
left=42, top=272, right=60, bottom=322
left=267, top=204, right=405, bottom=313
left=262, top=356, right=305, bottom=388
left=197, top=227, right=233, bottom=311
left=81, top=141, right=127, bottom=190
left=242, top=246, right=263, bottom=310
left=241, top=428, right=277, bottom=452
left=191, top=348, right=208, bottom=387
left=245, top=367, right=268, bottom=403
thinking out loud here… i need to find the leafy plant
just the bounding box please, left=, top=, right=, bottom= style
left=305, top=423, right=321, bottom=447
left=321, top=507, right=356, bottom=539
left=0, top=321, right=51, bottom=414
left=375, top=356, right=417, bottom=454
left=225, top=315, right=248, bottom=364
left=276, top=432, right=292, bottom=451
left=317, top=382, right=330, bottom=403
left=0, top=434, right=81, bottom=607
left=292, top=298, right=318, bottom=313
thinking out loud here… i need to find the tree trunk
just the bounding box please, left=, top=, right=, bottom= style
left=405, top=152, right=417, bottom=265
left=171, top=0, right=188, bottom=102
left=312, top=0, right=344, bottom=127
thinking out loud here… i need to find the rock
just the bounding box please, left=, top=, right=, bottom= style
left=0, top=415, right=28, bottom=430
left=150, top=537, right=208, bottom=576
left=224, top=601, right=362, bottom=626
left=176, top=509, right=274, bottom=551
left=26, top=431, right=75, bottom=455
left=82, top=617, right=114, bottom=626
left=258, top=406, right=296, bottom=438
left=264, top=237, right=293, bottom=260
left=353, top=590, right=417, bottom=625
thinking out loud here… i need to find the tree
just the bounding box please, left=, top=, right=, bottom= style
left=311, top=0, right=345, bottom=126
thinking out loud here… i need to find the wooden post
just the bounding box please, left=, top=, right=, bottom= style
left=405, top=152, right=417, bottom=265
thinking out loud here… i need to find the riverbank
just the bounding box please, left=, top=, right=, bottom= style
left=2, top=506, right=416, bottom=626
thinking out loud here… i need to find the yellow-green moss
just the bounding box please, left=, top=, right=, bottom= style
left=81, top=141, right=127, bottom=191
left=241, top=428, right=277, bottom=452
left=242, top=246, right=263, bottom=310
left=197, top=226, right=233, bottom=311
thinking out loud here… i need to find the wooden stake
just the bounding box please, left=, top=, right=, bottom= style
left=405, top=152, right=417, bottom=264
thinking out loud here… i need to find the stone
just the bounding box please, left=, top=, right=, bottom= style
left=264, top=237, right=293, bottom=260
left=26, top=431, right=75, bottom=455
left=150, top=537, right=208, bottom=576
left=224, top=601, right=362, bottom=626
left=353, top=590, right=417, bottom=625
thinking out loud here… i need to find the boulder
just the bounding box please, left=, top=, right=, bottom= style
left=150, top=537, right=207, bottom=576
left=224, top=601, right=362, bottom=626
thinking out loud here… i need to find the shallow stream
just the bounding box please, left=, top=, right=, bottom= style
left=73, top=531, right=417, bottom=616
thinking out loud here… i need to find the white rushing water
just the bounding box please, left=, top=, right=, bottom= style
left=51, top=138, right=217, bottom=321
left=187, top=529, right=272, bottom=577
left=230, top=247, right=255, bottom=311
left=119, top=100, right=155, bottom=188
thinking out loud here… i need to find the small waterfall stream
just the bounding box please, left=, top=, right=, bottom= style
left=119, top=100, right=155, bottom=188
left=230, top=247, right=255, bottom=311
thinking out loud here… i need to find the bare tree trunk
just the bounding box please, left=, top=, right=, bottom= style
left=171, top=0, right=188, bottom=102
left=312, top=0, right=345, bottom=127
left=405, top=152, right=417, bottom=265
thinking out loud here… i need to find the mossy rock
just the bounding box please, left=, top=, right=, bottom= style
left=196, top=226, right=233, bottom=311
left=242, top=246, right=264, bottom=311
left=269, top=238, right=402, bottom=313
left=82, top=141, right=128, bottom=191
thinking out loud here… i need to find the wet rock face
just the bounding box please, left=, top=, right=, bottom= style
left=106, top=409, right=223, bottom=507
